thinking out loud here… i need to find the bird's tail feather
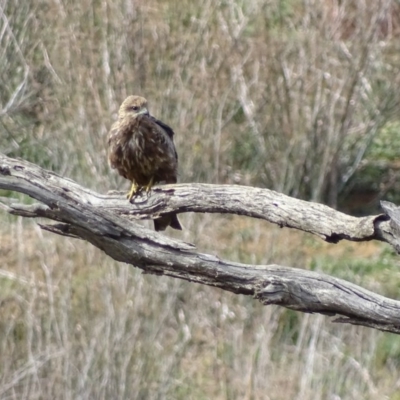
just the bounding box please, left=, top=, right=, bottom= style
left=154, top=213, right=182, bottom=232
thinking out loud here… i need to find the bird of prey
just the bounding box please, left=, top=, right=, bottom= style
left=107, top=95, right=182, bottom=232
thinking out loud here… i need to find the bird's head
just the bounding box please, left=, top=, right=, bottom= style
left=118, top=95, right=149, bottom=119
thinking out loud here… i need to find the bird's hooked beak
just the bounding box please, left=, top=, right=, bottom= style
left=139, top=107, right=149, bottom=116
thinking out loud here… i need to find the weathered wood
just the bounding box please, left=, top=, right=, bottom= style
left=1, top=153, right=400, bottom=334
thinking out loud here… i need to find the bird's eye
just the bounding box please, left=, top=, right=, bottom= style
left=129, top=106, right=139, bottom=111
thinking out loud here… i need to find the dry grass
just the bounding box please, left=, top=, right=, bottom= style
left=1, top=0, right=400, bottom=398
left=1, top=215, right=398, bottom=399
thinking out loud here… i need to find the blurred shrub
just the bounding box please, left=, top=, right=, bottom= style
left=1, top=0, right=399, bottom=205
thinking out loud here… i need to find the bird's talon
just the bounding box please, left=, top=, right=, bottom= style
left=144, top=177, right=154, bottom=194
left=127, top=182, right=140, bottom=201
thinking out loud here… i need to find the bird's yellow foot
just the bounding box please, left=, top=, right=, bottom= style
left=127, top=182, right=140, bottom=202
left=145, top=177, right=154, bottom=193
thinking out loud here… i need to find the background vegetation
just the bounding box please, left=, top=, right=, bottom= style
left=1, top=0, right=400, bottom=398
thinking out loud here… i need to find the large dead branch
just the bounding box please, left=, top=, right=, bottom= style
left=1, top=153, right=400, bottom=334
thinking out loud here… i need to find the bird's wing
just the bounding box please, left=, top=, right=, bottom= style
left=138, top=115, right=178, bottom=160
left=107, top=121, right=124, bottom=169
left=150, top=116, right=175, bottom=140
left=107, top=121, right=118, bottom=145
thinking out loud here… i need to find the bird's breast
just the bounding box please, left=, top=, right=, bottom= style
left=108, top=117, right=177, bottom=185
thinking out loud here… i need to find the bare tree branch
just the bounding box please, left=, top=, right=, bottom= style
left=1, top=153, right=400, bottom=334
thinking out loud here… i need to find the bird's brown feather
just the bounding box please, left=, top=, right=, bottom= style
left=107, top=95, right=181, bottom=231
